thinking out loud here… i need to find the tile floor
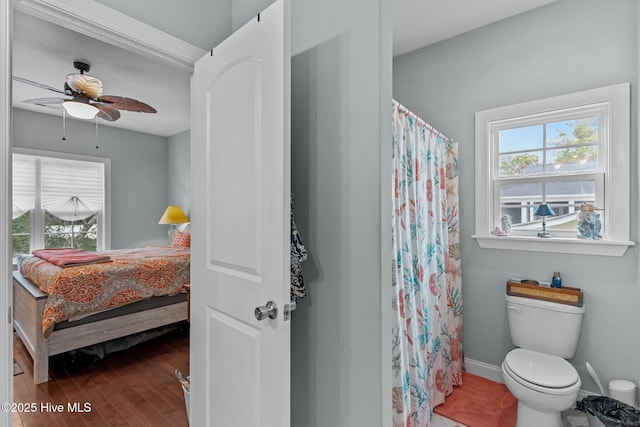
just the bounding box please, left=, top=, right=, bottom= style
left=431, top=413, right=467, bottom=427
left=562, top=408, right=590, bottom=427
left=431, top=408, right=590, bottom=427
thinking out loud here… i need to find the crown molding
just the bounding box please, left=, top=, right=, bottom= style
left=12, top=0, right=205, bottom=71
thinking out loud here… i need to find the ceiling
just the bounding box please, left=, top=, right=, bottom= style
left=12, top=11, right=191, bottom=138
left=393, top=0, right=558, bottom=56
left=12, top=0, right=557, bottom=137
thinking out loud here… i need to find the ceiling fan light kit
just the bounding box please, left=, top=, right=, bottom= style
left=66, top=73, right=103, bottom=98
left=63, top=100, right=99, bottom=119
left=15, top=61, right=157, bottom=122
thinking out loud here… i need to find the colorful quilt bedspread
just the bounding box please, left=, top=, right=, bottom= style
left=20, top=246, right=190, bottom=338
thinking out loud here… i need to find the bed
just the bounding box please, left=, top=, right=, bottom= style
left=13, top=246, right=190, bottom=384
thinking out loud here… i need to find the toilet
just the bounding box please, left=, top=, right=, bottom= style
left=502, top=295, right=585, bottom=427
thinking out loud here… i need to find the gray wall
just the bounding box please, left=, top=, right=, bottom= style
left=232, top=0, right=273, bottom=31
left=94, top=0, right=232, bottom=51
left=290, top=0, right=392, bottom=425
left=96, top=0, right=271, bottom=50
left=393, top=0, right=639, bottom=393
left=167, top=130, right=191, bottom=216
left=13, top=109, right=170, bottom=248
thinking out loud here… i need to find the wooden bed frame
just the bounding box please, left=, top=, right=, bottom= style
left=12, top=271, right=188, bottom=384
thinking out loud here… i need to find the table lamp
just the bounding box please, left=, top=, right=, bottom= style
left=534, top=203, right=555, bottom=238
left=158, top=205, right=190, bottom=239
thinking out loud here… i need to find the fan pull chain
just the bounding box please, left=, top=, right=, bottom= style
left=62, top=108, right=66, bottom=141
left=95, top=117, right=99, bottom=149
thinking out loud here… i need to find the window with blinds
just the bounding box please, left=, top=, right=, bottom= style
left=12, top=150, right=110, bottom=257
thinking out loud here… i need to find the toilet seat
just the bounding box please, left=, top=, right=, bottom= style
left=504, top=348, right=580, bottom=395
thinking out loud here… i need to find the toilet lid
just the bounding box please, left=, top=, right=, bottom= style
left=505, top=348, right=579, bottom=388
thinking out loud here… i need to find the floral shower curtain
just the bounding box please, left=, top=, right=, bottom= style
left=391, top=101, right=463, bottom=427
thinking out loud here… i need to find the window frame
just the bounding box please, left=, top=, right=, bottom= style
left=12, top=148, right=111, bottom=254
left=473, top=83, right=633, bottom=256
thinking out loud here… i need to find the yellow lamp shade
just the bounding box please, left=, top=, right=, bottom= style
left=158, top=205, right=190, bottom=224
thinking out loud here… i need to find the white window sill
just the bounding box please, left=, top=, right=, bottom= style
left=472, top=234, right=635, bottom=257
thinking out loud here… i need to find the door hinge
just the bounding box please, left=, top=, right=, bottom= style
left=284, top=298, right=297, bottom=321
left=8, top=306, right=11, bottom=324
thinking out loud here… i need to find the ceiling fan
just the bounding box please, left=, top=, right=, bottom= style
left=13, top=61, right=157, bottom=121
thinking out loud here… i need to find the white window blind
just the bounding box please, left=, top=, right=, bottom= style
left=40, top=157, right=104, bottom=221
left=13, top=154, right=104, bottom=221
left=12, top=149, right=110, bottom=253
left=12, top=154, right=36, bottom=219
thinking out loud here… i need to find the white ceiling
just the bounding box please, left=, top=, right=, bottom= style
left=12, top=0, right=558, bottom=137
left=392, top=0, right=558, bottom=56
left=12, top=11, right=191, bottom=138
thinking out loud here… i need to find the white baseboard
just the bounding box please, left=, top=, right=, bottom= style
left=465, top=357, right=504, bottom=383
left=464, top=357, right=599, bottom=400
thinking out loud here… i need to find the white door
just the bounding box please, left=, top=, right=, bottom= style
left=189, top=0, right=291, bottom=426
left=0, top=0, right=12, bottom=424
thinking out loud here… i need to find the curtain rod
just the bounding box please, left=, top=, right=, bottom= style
left=393, top=99, right=454, bottom=143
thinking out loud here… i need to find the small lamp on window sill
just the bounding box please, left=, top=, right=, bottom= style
left=158, top=205, right=190, bottom=240
left=534, top=203, right=555, bottom=238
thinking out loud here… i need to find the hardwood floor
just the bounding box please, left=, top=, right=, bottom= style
left=13, top=323, right=190, bottom=427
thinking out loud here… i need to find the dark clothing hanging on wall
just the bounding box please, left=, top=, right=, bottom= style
left=291, top=195, right=308, bottom=299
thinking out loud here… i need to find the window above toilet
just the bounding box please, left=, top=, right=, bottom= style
left=473, top=83, right=634, bottom=257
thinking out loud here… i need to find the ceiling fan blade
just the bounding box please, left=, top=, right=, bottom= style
left=96, top=95, right=157, bottom=113
left=13, top=76, right=68, bottom=95
left=94, top=104, right=121, bottom=121
left=22, top=97, right=68, bottom=107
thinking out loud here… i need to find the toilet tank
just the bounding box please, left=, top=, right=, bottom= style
left=506, top=295, right=585, bottom=358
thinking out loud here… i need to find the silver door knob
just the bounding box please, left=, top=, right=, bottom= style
left=255, top=301, right=278, bottom=321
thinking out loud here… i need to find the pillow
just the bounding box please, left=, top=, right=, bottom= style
left=172, top=231, right=191, bottom=248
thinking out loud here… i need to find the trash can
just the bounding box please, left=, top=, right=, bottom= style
left=578, top=396, right=640, bottom=427
left=610, top=380, right=637, bottom=407
left=182, top=380, right=190, bottom=424
left=175, top=369, right=191, bottom=424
